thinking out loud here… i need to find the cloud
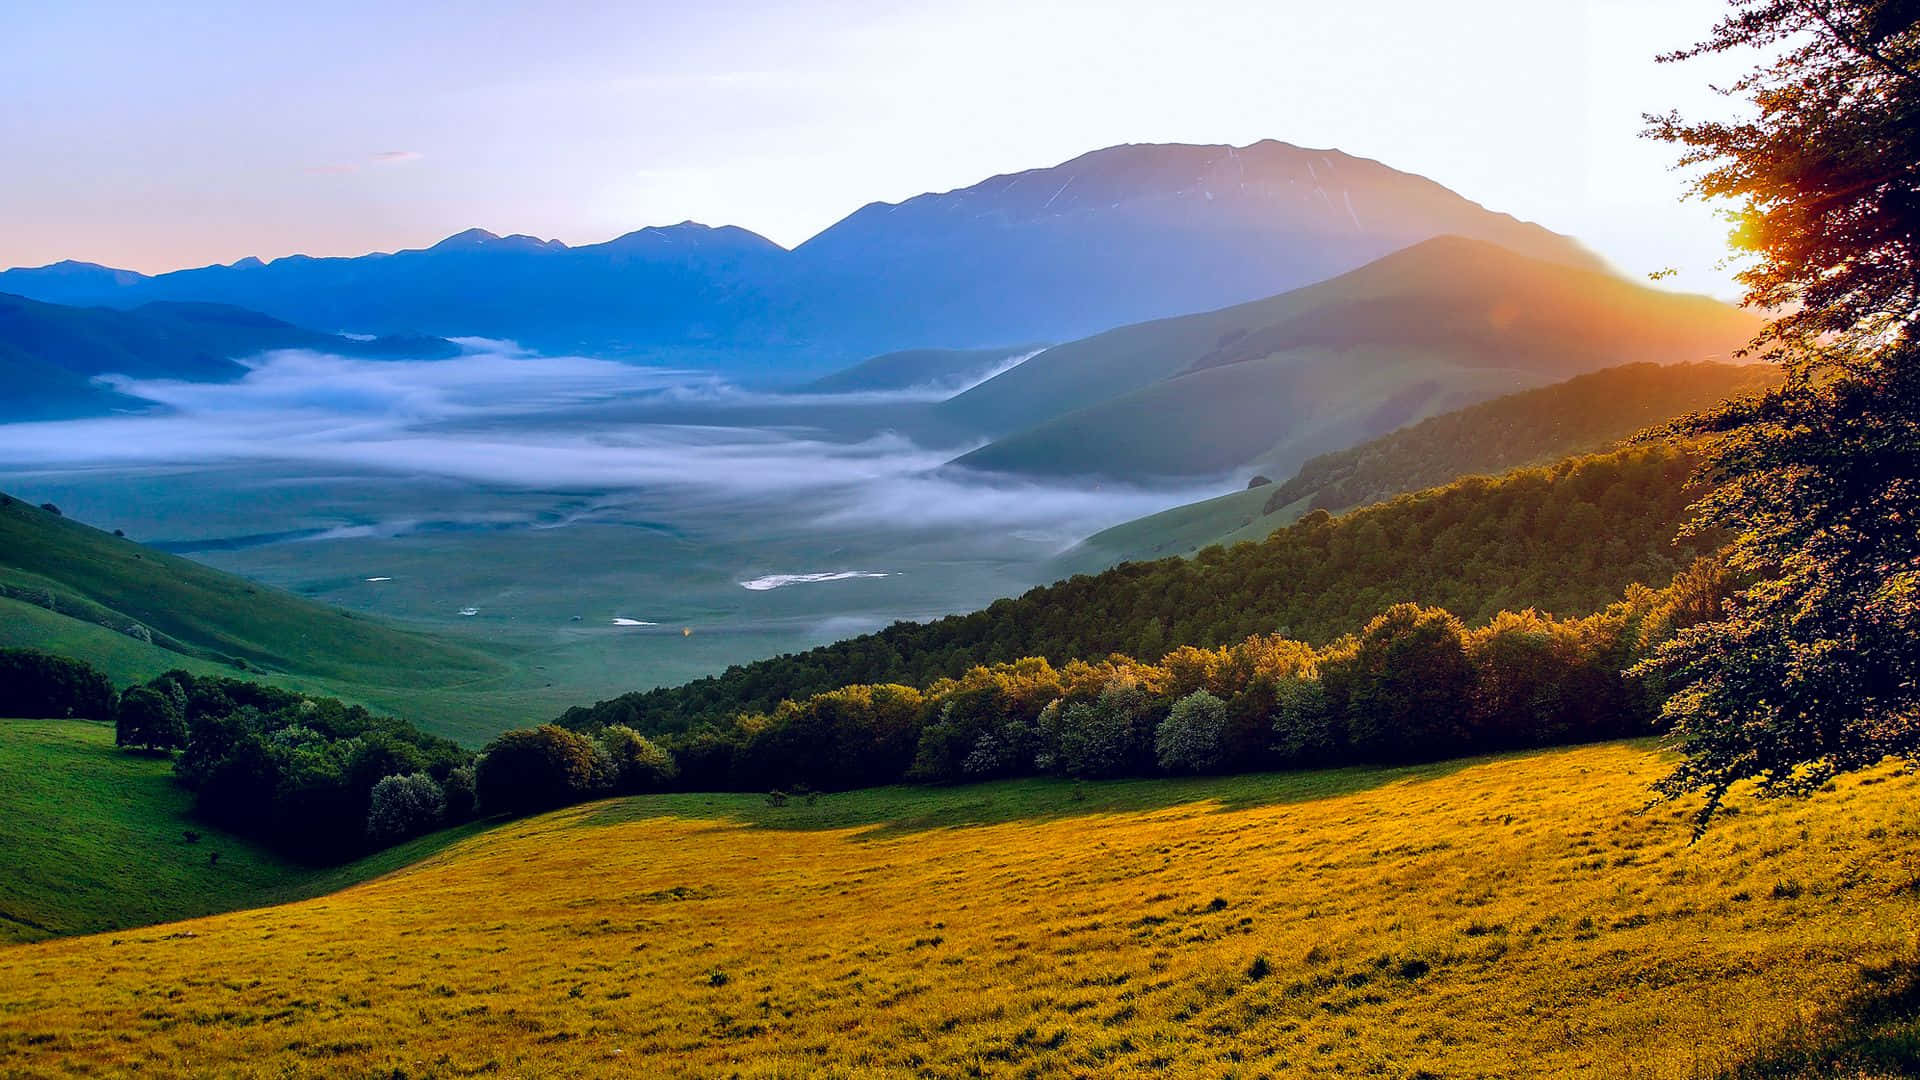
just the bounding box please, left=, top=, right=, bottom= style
left=0, top=345, right=1219, bottom=550
left=372, top=150, right=424, bottom=163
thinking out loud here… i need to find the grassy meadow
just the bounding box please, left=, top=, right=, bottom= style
left=0, top=720, right=481, bottom=946
left=3, top=739, right=1918, bottom=1076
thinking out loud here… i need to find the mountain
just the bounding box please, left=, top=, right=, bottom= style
left=944, top=236, right=1761, bottom=480
left=0, top=292, right=459, bottom=419
left=803, top=346, right=1040, bottom=394
left=1070, top=361, right=1780, bottom=567
left=0, top=142, right=1605, bottom=371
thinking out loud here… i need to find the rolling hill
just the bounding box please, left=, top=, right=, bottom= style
left=0, top=494, right=497, bottom=700
left=560, top=442, right=1711, bottom=736
left=0, top=719, right=478, bottom=945
left=0, top=292, right=457, bottom=419
left=1073, top=360, right=1780, bottom=567
left=0, top=142, right=1601, bottom=369
left=2, top=740, right=1913, bottom=1076
left=944, top=236, right=1760, bottom=480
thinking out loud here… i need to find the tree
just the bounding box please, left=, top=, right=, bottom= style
left=1156, top=690, right=1230, bottom=773
left=475, top=725, right=599, bottom=815
left=366, top=773, right=446, bottom=841
left=1643, top=0, right=1920, bottom=822
left=1320, top=605, right=1475, bottom=762
left=0, top=649, right=114, bottom=721
left=116, top=685, right=186, bottom=751
left=596, top=725, right=678, bottom=793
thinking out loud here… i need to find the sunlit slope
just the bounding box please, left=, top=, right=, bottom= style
left=1073, top=361, right=1780, bottom=567
left=945, top=236, right=1759, bottom=480
left=0, top=720, right=477, bottom=945
left=4, top=742, right=1916, bottom=1076
left=0, top=495, right=495, bottom=687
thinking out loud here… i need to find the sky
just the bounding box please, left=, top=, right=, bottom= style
left=2, top=0, right=1751, bottom=297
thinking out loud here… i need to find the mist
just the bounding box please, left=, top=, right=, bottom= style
left=0, top=345, right=1220, bottom=547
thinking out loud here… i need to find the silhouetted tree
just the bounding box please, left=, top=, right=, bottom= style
left=1644, top=0, right=1920, bottom=822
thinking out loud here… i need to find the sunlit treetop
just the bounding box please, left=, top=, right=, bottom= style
left=1648, top=0, right=1920, bottom=350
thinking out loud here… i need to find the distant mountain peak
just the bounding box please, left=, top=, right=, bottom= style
left=427, top=228, right=564, bottom=253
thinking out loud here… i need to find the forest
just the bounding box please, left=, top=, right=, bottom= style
left=562, top=443, right=1714, bottom=736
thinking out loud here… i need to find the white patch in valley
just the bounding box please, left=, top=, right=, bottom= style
left=739, top=571, right=891, bottom=591
left=611, top=617, right=658, bottom=626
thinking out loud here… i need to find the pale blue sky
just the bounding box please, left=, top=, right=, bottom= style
left=2, top=0, right=1748, bottom=296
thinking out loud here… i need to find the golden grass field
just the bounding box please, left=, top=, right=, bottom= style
left=3, top=740, right=1918, bottom=1078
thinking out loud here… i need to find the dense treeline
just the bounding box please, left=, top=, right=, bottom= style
left=563, top=444, right=1713, bottom=736
left=0, top=648, right=115, bottom=722
left=511, top=564, right=1731, bottom=806
left=1260, top=362, right=1778, bottom=516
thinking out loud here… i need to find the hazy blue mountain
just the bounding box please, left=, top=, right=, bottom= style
left=944, top=236, right=1760, bottom=481
left=0, top=292, right=458, bottom=419
left=0, top=142, right=1604, bottom=373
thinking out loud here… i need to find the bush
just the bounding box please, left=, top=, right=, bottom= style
left=116, top=685, right=186, bottom=751
left=475, top=725, right=599, bottom=816
left=1038, top=678, right=1159, bottom=779
left=442, top=765, right=479, bottom=821
left=1270, top=674, right=1338, bottom=765
left=596, top=725, right=677, bottom=793
left=366, top=773, right=446, bottom=841
left=1156, top=690, right=1230, bottom=773
left=1320, top=605, right=1475, bottom=762
left=0, top=649, right=115, bottom=721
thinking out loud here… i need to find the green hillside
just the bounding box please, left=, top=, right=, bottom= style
left=944, top=236, right=1758, bottom=479
left=0, top=719, right=479, bottom=944
left=0, top=291, right=456, bottom=419
left=561, top=441, right=1712, bottom=735
left=1076, top=361, right=1779, bottom=566
left=0, top=494, right=497, bottom=694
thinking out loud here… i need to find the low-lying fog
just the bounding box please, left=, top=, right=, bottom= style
left=0, top=342, right=1224, bottom=696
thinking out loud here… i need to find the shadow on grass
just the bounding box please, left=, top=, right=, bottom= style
left=1721, top=957, right=1920, bottom=1078
left=568, top=743, right=1616, bottom=841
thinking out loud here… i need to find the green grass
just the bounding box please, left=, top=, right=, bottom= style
left=0, top=719, right=483, bottom=944
left=0, top=493, right=496, bottom=686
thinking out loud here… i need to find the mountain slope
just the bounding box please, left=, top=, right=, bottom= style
left=803, top=345, right=1038, bottom=394
left=3, top=742, right=1912, bottom=1076
left=1075, top=360, right=1780, bottom=566
left=0, top=142, right=1605, bottom=367
left=0, top=494, right=494, bottom=687
left=0, top=292, right=457, bottom=419
left=561, top=442, right=1710, bottom=735
left=946, top=236, right=1760, bottom=479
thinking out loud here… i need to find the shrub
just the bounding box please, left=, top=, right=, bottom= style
left=0, top=649, right=115, bottom=721
left=1270, top=674, right=1338, bottom=766
left=1039, top=678, right=1159, bottom=779
left=475, top=725, right=599, bottom=816
left=597, top=725, right=677, bottom=793
left=441, top=765, right=479, bottom=821
left=1156, top=690, right=1230, bottom=773
left=116, top=685, right=186, bottom=751
left=366, top=773, right=446, bottom=841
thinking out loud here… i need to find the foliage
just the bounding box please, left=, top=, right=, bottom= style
left=1644, top=0, right=1920, bottom=820
left=0, top=719, right=479, bottom=945
left=115, top=684, right=185, bottom=751
left=474, top=726, right=599, bottom=816
left=1155, top=690, right=1230, bottom=773
left=594, top=726, right=677, bottom=794
left=366, top=773, right=446, bottom=842
left=563, top=444, right=1712, bottom=737
left=146, top=669, right=468, bottom=863
left=0, top=647, right=114, bottom=722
